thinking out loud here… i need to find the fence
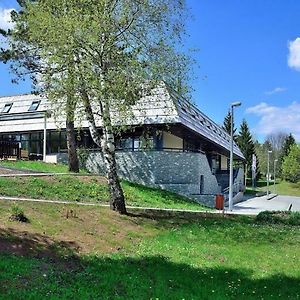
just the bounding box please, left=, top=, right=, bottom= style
left=0, top=141, right=21, bottom=160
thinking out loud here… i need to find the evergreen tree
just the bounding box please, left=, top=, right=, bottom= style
left=237, top=119, right=256, bottom=178
left=222, top=111, right=238, bottom=142
left=278, top=133, right=296, bottom=176
left=282, top=133, right=296, bottom=158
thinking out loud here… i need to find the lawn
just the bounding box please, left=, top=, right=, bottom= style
left=246, top=179, right=300, bottom=197
left=0, top=200, right=299, bottom=299
left=0, top=175, right=209, bottom=211
left=0, top=160, right=75, bottom=173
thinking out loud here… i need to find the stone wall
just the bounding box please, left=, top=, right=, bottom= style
left=57, top=150, right=222, bottom=207
left=83, top=151, right=221, bottom=200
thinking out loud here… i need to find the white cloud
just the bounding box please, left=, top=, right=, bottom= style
left=246, top=102, right=300, bottom=141
left=0, top=8, right=13, bottom=31
left=265, top=87, right=287, bottom=95
left=288, top=37, right=300, bottom=71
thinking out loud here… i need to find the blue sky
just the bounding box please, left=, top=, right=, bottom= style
left=1, top=0, right=300, bottom=141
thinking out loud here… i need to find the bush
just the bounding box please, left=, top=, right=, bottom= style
left=77, top=147, right=90, bottom=168
left=10, top=202, right=29, bottom=223
left=256, top=210, right=300, bottom=226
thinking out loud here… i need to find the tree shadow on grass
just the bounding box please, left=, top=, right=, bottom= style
left=0, top=228, right=299, bottom=299
left=0, top=227, right=81, bottom=265
left=125, top=209, right=252, bottom=231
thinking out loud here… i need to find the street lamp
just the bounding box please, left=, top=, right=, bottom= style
left=267, top=150, right=272, bottom=198
left=228, top=101, right=242, bottom=211
left=43, top=110, right=51, bottom=162
left=274, top=159, right=278, bottom=194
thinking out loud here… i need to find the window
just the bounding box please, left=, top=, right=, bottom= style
left=2, top=103, right=13, bottom=113
left=28, top=100, right=41, bottom=111
left=116, top=138, right=133, bottom=151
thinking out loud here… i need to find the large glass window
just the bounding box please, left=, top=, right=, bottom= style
left=116, top=138, right=133, bottom=151
left=21, top=140, right=29, bottom=151
left=134, top=137, right=154, bottom=151
left=60, top=131, right=67, bottom=150
left=50, top=131, right=60, bottom=153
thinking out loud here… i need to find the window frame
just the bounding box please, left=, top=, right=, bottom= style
left=28, top=100, right=41, bottom=112
left=2, top=103, right=13, bottom=113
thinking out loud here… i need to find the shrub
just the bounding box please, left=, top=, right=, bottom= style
left=10, top=202, right=29, bottom=223
left=77, top=147, right=90, bottom=169
left=256, top=210, right=300, bottom=226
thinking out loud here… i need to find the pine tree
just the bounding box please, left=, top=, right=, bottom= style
left=223, top=111, right=238, bottom=142
left=282, top=133, right=296, bottom=158
left=237, top=119, right=256, bottom=178
left=277, top=133, right=296, bottom=176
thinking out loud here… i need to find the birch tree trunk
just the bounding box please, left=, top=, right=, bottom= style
left=101, top=100, right=126, bottom=214
left=80, top=90, right=126, bottom=214
left=66, top=115, right=79, bottom=172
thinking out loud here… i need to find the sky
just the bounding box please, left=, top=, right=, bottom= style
left=0, top=0, right=300, bottom=141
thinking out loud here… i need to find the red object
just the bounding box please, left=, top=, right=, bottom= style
left=215, top=194, right=224, bottom=210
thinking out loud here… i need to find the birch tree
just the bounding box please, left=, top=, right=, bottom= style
left=0, top=1, right=80, bottom=173
left=2, top=0, right=190, bottom=214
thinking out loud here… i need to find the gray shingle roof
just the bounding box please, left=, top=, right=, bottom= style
left=0, top=87, right=245, bottom=159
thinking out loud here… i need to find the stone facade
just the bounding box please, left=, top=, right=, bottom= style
left=83, top=151, right=221, bottom=204
left=57, top=150, right=245, bottom=207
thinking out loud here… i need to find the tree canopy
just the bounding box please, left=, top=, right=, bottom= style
left=237, top=119, right=256, bottom=178
left=222, top=110, right=238, bottom=142
left=282, top=144, right=300, bottom=183
left=1, top=0, right=190, bottom=213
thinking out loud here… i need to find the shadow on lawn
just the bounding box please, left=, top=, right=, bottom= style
left=0, top=227, right=299, bottom=299
left=0, top=228, right=81, bottom=265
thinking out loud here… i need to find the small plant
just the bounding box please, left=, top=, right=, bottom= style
left=64, top=208, right=78, bottom=219
left=10, top=202, right=29, bottom=223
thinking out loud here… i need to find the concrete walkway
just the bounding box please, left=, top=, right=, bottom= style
left=231, top=194, right=300, bottom=214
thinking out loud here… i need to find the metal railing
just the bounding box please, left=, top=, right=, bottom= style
left=0, top=141, right=21, bottom=160
left=223, top=181, right=244, bottom=201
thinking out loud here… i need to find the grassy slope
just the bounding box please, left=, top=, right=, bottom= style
left=0, top=201, right=299, bottom=299
left=0, top=160, right=72, bottom=173
left=0, top=176, right=208, bottom=211
left=246, top=180, right=300, bottom=197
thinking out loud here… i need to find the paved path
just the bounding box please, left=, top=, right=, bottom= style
left=232, top=194, right=300, bottom=214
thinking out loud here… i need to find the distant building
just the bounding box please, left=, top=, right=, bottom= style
left=0, top=85, right=245, bottom=206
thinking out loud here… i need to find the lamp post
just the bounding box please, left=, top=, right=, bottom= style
left=274, top=159, right=278, bottom=194
left=228, top=101, right=242, bottom=211
left=267, top=150, right=272, bottom=198
left=43, top=110, right=51, bottom=163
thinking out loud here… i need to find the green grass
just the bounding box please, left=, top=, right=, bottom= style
left=0, top=160, right=75, bottom=173
left=0, top=175, right=208, bottom=211
left=0, top=201, right=299, bottom=299
left=246, top=179, right=300, bottom=197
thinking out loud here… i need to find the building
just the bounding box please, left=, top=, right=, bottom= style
left=0, top=85, right=245, bottom=206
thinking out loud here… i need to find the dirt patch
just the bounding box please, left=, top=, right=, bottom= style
left=75, top=175, right=107, bottom=184
left=0, top=167, right=31, bottom=175
left=0, top=201, right=157, bottom=256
